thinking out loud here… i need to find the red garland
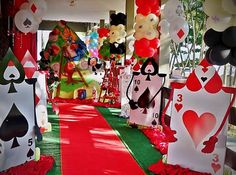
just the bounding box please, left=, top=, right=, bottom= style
left=0, top=155, right=55, bottom=175
left=149, top=160, right=212, bottom=175
left=141, top=128, right=169, bottom=154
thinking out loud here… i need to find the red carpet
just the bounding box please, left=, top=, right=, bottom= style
left=57, top=103, right=146, bottom=175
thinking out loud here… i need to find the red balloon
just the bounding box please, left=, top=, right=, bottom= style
left=147, top=0, right=159, bottom=6
left=135, top=47, right=155, bottom=58
left=98, top=27, right=110, bottom=38
left=151, top=7, right=161, bottom=16
left=135, top=0, right=145, bottom=7
left=134, top=38, right=150, bottom=49
left=136, top=5, right=152, bottom=16
left=149, top=38, right=160, bottom=48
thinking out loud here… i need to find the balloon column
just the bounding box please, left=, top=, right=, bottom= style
left=98, top=27, right=110, bottom=61
left=87, top=32, right=99, bottom=58
left=109, top=13, right=127, bottom=56
left=159, top=0, right=189, bottom=44
left=203, top=0, right=236, bottom=66
left=14, top=0, right=47, bottom=34
left=134, top=0, right=160, bottom=58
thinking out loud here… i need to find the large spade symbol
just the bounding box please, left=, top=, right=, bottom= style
left=137, top=88, right=154, bottom=114
left=141, top=58, right=159, bottom=81
left=0, top=48, right=25, bottom=93
left=0, top=104, right=29, bottom=148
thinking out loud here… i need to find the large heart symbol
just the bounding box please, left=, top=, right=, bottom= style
left=211, top=163, right=221, bottom=173
left=182, top=110, right=216, bottom=147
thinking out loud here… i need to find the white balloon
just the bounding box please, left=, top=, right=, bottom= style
left=206, top=14, right=232, bottom=32
left=169, top=17, right=189, bottom=43
left=14, top=9, right=37, bottom=34
left=159, top=19, right=170, bottom=35
left=128, top=39, right=135, bottom=52
left=163, top=0, right=184, bottom=22
left=203, top=0, right=229, bottom=16
left=20, top=2, right=30, bottom=10
left=30, top=23, right=39, bottom=33
left=222, top=0, right=236, bottom=15
left=28, top=0, right=47, bottom=21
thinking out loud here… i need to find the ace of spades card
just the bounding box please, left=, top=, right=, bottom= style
left=167, top=59, right=236, bottom=175
left=128, top=58, right=164, bottom=127
left=0, top=49, right=36, bottom=172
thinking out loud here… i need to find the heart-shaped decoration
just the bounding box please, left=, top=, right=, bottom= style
left=211, top=162, right=221, bottom=173
left=174, top=103, right=183, bottom=112
left=195, top=65, right=215, bottom=85
left=183, top=110, right=216, bottom=147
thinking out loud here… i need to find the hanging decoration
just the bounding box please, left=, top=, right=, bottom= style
left=158, top=0, right=189, bottom=44
left=14, top=0, right=47, bottom=34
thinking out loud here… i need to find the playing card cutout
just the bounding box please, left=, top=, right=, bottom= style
left=21, top=50, right=37, bottom=79
left=27, top=148, right=34, bottom=159
left=183, top=110, right=216, bottom=148
left=166, top=59, right=236, bottom=175
left=0, top=103, right=28, bottom=149
left=0, top=48, right=25, bottom=93
left=140, top=58, right=159, bottom=81
left=129, top=58, right=164, bottom=127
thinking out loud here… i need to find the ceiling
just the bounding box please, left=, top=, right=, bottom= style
left=43, top=0, right=126, bottom=23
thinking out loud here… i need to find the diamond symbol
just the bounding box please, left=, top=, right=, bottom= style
left=177, top=29, right=184, bottom=39
left=31, top=4, right=37, bottom=13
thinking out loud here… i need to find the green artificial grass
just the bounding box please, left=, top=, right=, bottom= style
left=36, top=104, right=62, bottom=175
left=96, top=107, right=162, bottom=175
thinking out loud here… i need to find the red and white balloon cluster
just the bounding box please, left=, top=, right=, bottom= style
left=203, top=0, right=236, bottom=32
left=134, top=0, right=161, bottom=58
left=14, top=0, right=47, bottom=34
left=159, top=0, right=189, bottom=44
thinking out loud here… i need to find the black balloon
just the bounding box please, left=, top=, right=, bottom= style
left=205, top=48, right=213, bottom=64
left=209, top=44, right=231, bottom=65
left=110, top=13, right=127, bottom=26
left=229, top=56, right=236, bottom=66
left=232, top=47, right=236, bottom=58
left=222, top=26, right=236, bottom=48
left=229, top=48, right=236, bottom=66
left=203, top=28, right=222, bottom=47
